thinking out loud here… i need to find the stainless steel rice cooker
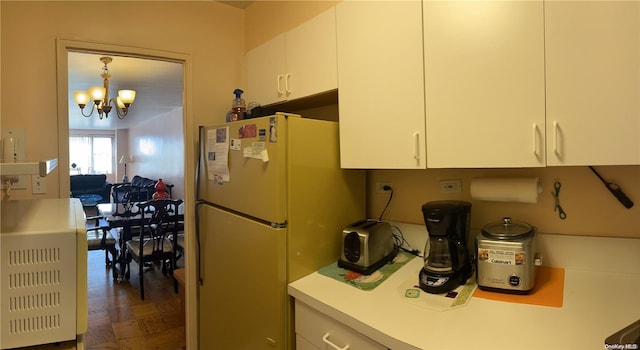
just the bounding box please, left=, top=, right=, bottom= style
left=476, top=217, right=536, bottom=294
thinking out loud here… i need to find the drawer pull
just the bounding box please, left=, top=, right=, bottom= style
left=322, top=333, right=349, bottom=350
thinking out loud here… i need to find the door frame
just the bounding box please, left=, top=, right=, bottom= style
left=56, top=38, right=198, bottom=348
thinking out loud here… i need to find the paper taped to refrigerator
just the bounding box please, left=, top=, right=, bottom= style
left=206, top=127, right=230, bottom=182
left=243, top=142, right=269, bottom=162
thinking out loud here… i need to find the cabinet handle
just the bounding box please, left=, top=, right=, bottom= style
left=277, top=75, right=284, bottom=97
left=553, top=121, right=560, bottom=156
left=532, top=123, right=539, bottom=158
left=413, top=132, right=420, bottom=161
left=322, top=333, right=349, bottom=350
left=285, top=73, right=292, bottom=96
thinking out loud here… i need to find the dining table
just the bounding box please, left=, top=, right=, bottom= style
left=97, top=201, right=185, bottom=281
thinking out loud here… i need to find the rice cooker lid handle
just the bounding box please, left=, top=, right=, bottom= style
left=482, top=217, right=534, bottom=239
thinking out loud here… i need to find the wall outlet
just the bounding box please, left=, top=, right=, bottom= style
left=376, top=182, right=393, bottom=193
left=32, top=175, right=46, bottom=194
left=439, top=179, right=462, bottom=194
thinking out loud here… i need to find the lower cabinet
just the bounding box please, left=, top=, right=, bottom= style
left=295, top=335, right=318, bottom=350
left=294, top=300, right=387, bottom=350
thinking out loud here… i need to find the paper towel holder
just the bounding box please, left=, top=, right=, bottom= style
left=470, top=177, right=542, bottom=204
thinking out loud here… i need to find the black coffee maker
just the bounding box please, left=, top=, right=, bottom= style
left=419, top=200, right=473, bottom=294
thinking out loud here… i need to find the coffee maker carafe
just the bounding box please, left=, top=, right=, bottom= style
left=419, top=201, right=473, bottom=294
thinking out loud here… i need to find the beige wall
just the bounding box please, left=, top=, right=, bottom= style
left=127, top=107, right=185, bottom=200
left=115, top=128, right=129, bottom=184
left=1, top=2, right=244, bottom=347
left=0, top=1, right=244, bottom=199
left=244, top=1, right=640, bottom=239
left=244, top=0, right=340, bottom=51
left=369, top=167, right=640, bottom=238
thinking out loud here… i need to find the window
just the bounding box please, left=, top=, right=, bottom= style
left=69, top=135, right=114, bottom=174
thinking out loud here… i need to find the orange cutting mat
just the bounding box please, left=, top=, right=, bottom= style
left=473, top=266, right=565, bottom=308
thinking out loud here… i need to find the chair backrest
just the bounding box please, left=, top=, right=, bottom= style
left=135, top=199, right=184, bottom=258
left=111, top=183, right=144, bottom=215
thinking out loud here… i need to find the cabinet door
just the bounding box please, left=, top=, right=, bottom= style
left=337, top=1, right=426, bottom=169
left=286, top=7, right=337, bottom=101
left=424, top=0, right=546, bottom=168
left=296, top=335, right=318, bottom=350
left=545, top=1, right=640, bottom=166
left=246, top=33, right=287, bottom=106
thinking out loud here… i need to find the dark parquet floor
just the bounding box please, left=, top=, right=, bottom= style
left=84, top=249, right=186, bottom=349
left=20, top=248, right=185, bottom=350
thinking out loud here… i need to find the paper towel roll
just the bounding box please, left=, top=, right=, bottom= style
left=470, top=177, right=542, bottom=203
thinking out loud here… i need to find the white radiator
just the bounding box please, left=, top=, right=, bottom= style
left=1, top=200, right=82, bottom=350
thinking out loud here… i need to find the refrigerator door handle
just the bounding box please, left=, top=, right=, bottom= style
left=195, top=126, right=204, bottom=285
left=196, top=126, right=203, bottom=199
left=195, top=201, right=204, bottom=285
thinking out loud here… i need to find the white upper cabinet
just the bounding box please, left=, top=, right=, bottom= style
left=246, top=33, right=286, bottom=106
left=545, top=1, right=640, bottom=166
left=245, top=7, right=337, bottom=106
left=424, top=1, right=546, bottom=168
left=337, top=1, right=426, bottom=169
left=286, top=7, right=337, bottom=101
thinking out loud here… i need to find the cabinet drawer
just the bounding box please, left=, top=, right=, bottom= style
left=295, top=300, right=386, bottom=350
left=297, top=335, right=318, bottom=350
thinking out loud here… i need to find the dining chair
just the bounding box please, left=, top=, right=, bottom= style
left=111, top=183, right=143, bottom=216
left=125, top=198, right=183, bottom=300
left=85, top=215, right=118, bottom=279
left=171, top=220, right=186, bottom=267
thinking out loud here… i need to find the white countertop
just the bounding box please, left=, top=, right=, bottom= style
left=1, top=198, right=85, bottom=236
left=288, top=222, right=640, bottom=350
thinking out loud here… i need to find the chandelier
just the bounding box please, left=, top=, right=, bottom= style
left=73, top=56, right=136, bottom=120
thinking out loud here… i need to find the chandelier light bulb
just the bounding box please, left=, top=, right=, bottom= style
left=118, top=90, right=136, bottom=106
left=88, top=86, right=106, bottom=103
left=73, top=91, right=90, bottom=107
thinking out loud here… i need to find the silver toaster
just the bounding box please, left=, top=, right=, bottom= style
left=337, top=219, right=397, bottom=275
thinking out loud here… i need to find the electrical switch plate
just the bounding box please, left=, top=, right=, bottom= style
left=439, top=179, right=462, bottom=194
left=376, top=182, right=392, bottom=193
left=32, top=175, right=46, bottom=194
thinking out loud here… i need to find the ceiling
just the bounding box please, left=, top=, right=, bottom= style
left=67, top=51, right=184, bottom=130
left=218, top=1, right=254, bottom=9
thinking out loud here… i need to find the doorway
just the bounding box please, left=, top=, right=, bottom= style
left=56, top=38, right=197, bottom=347
left=67, top=52, right=184, bottom=194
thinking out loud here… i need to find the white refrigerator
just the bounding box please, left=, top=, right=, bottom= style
left=196, top=113, right=366, bottom=350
